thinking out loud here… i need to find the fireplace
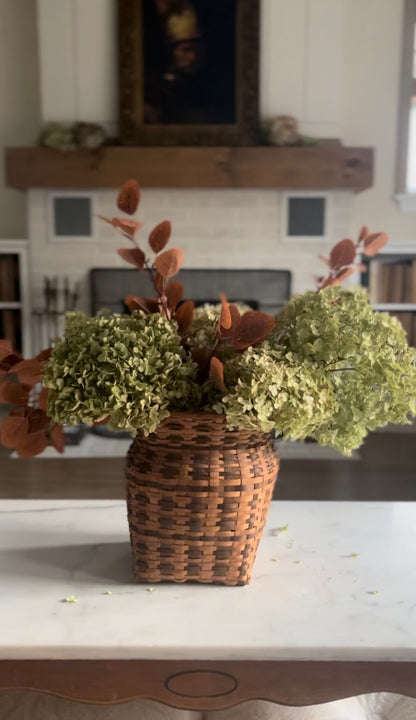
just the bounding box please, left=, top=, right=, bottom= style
left=22, top=185, right=357, bottom=358
left=90, top=268, right=292, bottom=316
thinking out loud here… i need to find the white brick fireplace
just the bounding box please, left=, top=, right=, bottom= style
left=27, top=187, right=354, bottom=318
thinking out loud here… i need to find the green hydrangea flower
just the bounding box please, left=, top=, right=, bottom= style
left=214, top=287, right=416, bottom=454
left=185, top=305, right=219, bottom=351
left=41, top=288, right=416, bottom=454
left=43, top=312, right=199, bottom=436
left=215, top=344, right=337, bottom=439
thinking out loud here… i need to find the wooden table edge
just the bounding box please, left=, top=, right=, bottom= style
left=0, top=659, right=415, bottom=710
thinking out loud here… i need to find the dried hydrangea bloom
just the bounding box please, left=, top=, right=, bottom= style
left=43, top=311, right=199, bottom=436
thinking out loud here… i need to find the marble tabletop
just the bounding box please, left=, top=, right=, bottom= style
left=1, top=500, right=415, bottom=662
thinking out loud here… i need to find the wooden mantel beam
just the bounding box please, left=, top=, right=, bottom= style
left=5, top=145, right=373, bottom=193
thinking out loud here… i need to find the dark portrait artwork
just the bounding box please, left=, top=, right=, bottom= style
left=143, top=0, right=237, bottom=125
left=118, top=0, right=259, bottom=144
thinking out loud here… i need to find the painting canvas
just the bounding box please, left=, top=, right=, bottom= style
left=143, top=0, right=237, bottom=125
left=119, top=0, right=259, bottom=145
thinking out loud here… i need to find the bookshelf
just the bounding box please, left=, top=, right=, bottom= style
left=362, top=245, right=416, bottom=347
left=0, top=241, right=30, bottom=356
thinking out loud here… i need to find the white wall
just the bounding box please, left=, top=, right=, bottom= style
left=1, top=1, right=414, bottom=254
left=35, top=0, right=416, bottom=243
left=36, top=0, right=346, bottom=139
left=0, top=0, right=40, bottom=237
left=341, top=0, right=416, bottom=239
left=37, top=0, right=118, bottom=135
left=261, top=0, right=345, bottom=138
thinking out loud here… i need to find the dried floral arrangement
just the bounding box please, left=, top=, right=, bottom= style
left=1, top=180, right=416, bottom=457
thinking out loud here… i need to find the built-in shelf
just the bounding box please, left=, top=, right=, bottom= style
left=5, top=145, right=374, bottom=192
left=0, top=240, right=30, bottom=356
left=372, top=303, right=416, bottom=311
left=0, top=302, right=22, bottom=310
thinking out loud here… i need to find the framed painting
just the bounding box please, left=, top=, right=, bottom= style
left=118, top=0, right=260, bottom=145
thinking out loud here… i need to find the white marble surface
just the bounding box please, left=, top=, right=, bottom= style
left=1, top=500, right=416, bottom=662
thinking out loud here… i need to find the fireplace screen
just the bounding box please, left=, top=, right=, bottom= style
left=90, top=268, right=291, bottom=317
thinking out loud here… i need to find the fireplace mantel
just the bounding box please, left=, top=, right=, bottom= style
left=6, top=145, right=373, bottom=192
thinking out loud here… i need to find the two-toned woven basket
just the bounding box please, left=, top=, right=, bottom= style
left=126, top=411, right=279, bottom=586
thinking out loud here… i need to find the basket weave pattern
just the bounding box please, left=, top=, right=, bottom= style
left=126, top=412, right=279, bottom=585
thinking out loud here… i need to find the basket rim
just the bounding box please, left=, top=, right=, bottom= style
left=142, top=409, right=273, bottom=443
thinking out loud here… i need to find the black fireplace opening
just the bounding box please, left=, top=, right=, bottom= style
left=90, top=268, right=291, bottom=317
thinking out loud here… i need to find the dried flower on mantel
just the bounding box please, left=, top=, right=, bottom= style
left=1, top=179, right=415, bottom=457
left=261, top=114, right=319, bottom=147
left=38, top=121, right=106, bottom=152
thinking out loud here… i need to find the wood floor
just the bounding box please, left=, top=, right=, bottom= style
left=1, top=428, right=415, bottom=501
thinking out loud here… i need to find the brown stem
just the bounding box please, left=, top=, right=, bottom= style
left=124, top=230, right=170, bottom=319
left=273, top=319, right=294, bottom=345
left=317, top=260, right=358, bottom=293
left=144, top=260, right=170, bottom=319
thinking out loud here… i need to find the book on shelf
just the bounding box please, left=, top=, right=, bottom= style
left=0, top=254, right=19, bottom=302
left=0, top=309, right=20, bottom=351
left=402, top=262, right=413, bottom=303
left=410, top=260, right=416, bottom=303
left=389, top=263, right=405, bottom=303
left=378, top=262, right=391, bottom=303
left=389, top=311, right=413, bottom=341
left=370, top=259, right=416, bottom=304
left=368, top=259, right=381, bottom=303
left=367, top=257, right=416, bottom=348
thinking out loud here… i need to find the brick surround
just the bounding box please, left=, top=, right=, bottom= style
left=27, top=188, right=354, bottom=324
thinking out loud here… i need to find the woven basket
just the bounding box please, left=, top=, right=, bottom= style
left=126, top=411, right=279, bottom=586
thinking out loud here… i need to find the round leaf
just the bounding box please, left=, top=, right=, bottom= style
left=117, top=179, right=141, bottom=215
left=117, top=247, right=146, bottom=269
left=329, top=239, right=357, bottom=270
left=16, top=430, right=48, bottom=458
left=363, top=232, right=389, bottom=257
left=175, top=300, right=194, bottom=335
left=154, top=248, right=184, bottom=280
left=0, top=340, right=13, bottom=362
left=0, top=382, right=31, bottom=406
left=27, top=408, right=49, bottom=433
left=38, top=387, right=49, bottom=411
left=13, top=358, right=43, bottom=386
left=50, top=424, right=65, bottom=454
left=124, top=295, right=159, bottom=314
left=209, top=356, right=227, bottom=393
left=229, top=312, right=276, bottom=350
left=166, top=281, right=184, bottom=310
left=113, top=218, right=144, bottom=238
left=149, top=221, right=172, bottom=253
left=219, top=293, right=232, bottom=330
left=191, top=347, right=213, bottom=383
left=218, top=304, right=241, bottom=340
left=0, top=414, right=29, bottom=449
